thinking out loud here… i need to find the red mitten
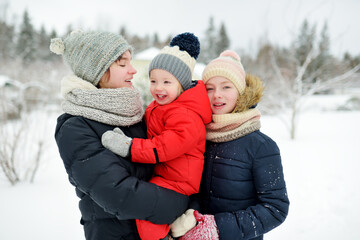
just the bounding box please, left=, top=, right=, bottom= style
left=179, top=210, right=219, bottom=240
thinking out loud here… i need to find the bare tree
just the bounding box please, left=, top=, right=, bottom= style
left=0, top=71, right=60, bottom=185
left=0, top=118, right=22, bottom=185
left=267, top=47, right=360, bottom=139
left=0, top=109, right=53, bottom=185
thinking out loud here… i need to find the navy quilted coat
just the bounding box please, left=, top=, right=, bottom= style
left=55, top=113, right=189, bottom=240
left=199, top=130, right=289, bottom=240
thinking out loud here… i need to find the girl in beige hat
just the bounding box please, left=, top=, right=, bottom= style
left=171, top=50, right=289, bottom=240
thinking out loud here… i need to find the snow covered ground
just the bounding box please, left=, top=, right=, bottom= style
left=1, top=95, right=360, bottom=240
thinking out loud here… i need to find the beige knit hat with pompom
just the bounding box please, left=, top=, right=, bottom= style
left=202, top=50, right=246, bottom=94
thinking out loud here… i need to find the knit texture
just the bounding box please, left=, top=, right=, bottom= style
left=202, top=50, right=246, bottom=94
left=180, top=211, right=219, bottom=240
left=149, top=32, right=200, bottom=90
left=150, top=51, right=194, bottom=90
left=61, top=75, right=144, bottom=126
left=50, top=31, right=133, bottom=86
left=206, top=108, right=261, bottom=142
left=101, top=127, right=133, bottom=157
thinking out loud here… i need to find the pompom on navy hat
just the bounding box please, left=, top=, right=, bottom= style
left=149, top=32, right=200, bottom=90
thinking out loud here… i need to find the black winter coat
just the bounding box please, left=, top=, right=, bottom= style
left=198, top=130, right=289, bottom=240
left=55, top=113, right=189, bottom=239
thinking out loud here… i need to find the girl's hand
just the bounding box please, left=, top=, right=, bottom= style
left=179, top=210, right=219, bottom=240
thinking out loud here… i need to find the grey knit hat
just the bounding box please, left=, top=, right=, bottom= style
left=49, top=30, right=133, bottom=86
left=149, top=32, right=200, bottom=90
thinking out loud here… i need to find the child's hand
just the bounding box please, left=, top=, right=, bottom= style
left=101, top=127, right=132, bottom=157
left=170, top=209, right=197, bottom=237
left=179, top=210, right=219, bottom=240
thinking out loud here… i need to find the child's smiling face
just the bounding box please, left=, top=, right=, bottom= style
left=149, top=69, right=182, bottom=105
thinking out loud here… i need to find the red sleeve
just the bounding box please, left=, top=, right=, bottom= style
left=131, top=109, right=205, bottom=164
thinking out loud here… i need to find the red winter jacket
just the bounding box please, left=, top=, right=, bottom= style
left=131, top=81, right=212, bottom=195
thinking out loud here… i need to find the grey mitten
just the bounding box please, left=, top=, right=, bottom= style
left=101, top=127, right=132, bottom=157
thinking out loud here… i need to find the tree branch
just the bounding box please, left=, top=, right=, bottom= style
left=305, top=63, right=360, bottom=96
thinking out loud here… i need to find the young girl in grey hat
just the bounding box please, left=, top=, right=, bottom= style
left=51, top=30, right=189, bottom=240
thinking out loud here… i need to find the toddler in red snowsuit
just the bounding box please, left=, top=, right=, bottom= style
left=102, top=32, right=212, bottom=240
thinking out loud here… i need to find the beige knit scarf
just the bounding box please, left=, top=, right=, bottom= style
left=60, top=75, right=144, bottom=126
left=206, top=108, right=261, bottom=142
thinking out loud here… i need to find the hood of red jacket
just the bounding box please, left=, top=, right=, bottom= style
left=147, top=80, right=212, bottom=125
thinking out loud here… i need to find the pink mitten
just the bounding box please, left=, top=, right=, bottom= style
left=179, top=210, right=219, bottom=240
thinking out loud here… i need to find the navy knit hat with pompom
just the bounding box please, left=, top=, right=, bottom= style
left=149, top=32, right=200, bottom=90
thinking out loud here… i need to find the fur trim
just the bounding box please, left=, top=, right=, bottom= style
left=61, top=75, right=97, bottom=98
left=233, top=73, right=264, bottom=113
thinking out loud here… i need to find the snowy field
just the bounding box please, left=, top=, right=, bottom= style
left=1, top=95, right=360, bottom=240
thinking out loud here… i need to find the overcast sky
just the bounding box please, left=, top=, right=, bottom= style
left=2, top=0, right=359, bottom=57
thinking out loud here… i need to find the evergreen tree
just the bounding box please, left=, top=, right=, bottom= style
left=119, top=26, right=129, bottom=40
left=49, top=29, right=57, bottom=39
left=255, top=44, right=275, bottom=75
left=0, top=20, right=14, bottom=60
left=163, top=35, right=172, bottom=47
left=65, top=24, right=73, bottom=36
left=295, top=19, right=316, bottom=66
left=131, top=34, right=149, bottom=52
left=343, top=52, right=360, bottom=69
left=313, top=21, right=332, bottom=80
left=293, top=19, right=334, bottom=84
left=48, top=28, right=59, bottom=61
left=143, top=34, right=151, bottom=49
left=216, top=22, right=230, bottom=55
left=294, top=20, right=335, bottom=84
left=37, top=25, right=51, bottom=60
left=199, top=16, right=218, bottom=64
left=0, top=1, right=8, bottom=21
left=318, top=22, right=330, bottom=58
left=0, top=1, right=14, bottom=60
left=16, top=9, right=36, bottom=64
left=153, top=32, right=162, bottom=49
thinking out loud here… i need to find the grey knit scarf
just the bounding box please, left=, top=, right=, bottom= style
left=61, top=75, right=144, bottom=126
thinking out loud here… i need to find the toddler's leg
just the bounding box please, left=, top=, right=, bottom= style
left=136, top=219, right=170, bottom=240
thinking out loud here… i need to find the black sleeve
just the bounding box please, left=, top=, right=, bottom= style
left=188, top=193, right=202, bottom=212
left=55, top=116, right=188, bottom=224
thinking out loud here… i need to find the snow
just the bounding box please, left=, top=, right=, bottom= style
left=134, top=47, right=160, bottom=61
left=194, top=63, right=206, bottom=79
left=1, top=96, right=360, bottom=240
left=264, top=110, right=360, bottom=239
left=0, top=75, right=12, bottom=87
